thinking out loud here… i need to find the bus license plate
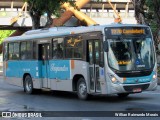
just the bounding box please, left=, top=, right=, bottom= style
left=133, top=88, right=142, bottom=92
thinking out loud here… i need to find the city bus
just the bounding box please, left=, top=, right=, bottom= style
left=3, top=24, right=157, bottom=100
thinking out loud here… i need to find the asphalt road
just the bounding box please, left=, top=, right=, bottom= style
left=0, top=76, right=160, bottom=120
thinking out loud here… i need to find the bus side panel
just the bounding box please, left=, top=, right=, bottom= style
left=48, top=60, right=89, bottom=91
left=49, top=60, right=72, bottom=91
left=18, top=60, right=42, bottom=89
left=5, top=60, right=42, bottom=88
left=6, top=61, right=20, bottom=77
left=70, top=60, right=89, bottom=91
left=5, top=61, right=22, bottom=86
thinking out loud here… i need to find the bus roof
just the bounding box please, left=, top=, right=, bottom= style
left=4, top=24, right=149, bottom=42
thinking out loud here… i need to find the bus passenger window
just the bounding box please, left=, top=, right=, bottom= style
left=53, top=44, right=63, bottom=58
left=13, top=43, right=19, bottom=59
left=65, top=36, right=82, bottom=59
left=53, top=38, right=64, bottom=59
left=33, top=42, right=37, bottom=59
left=8, top=42, right=19, bottom=60
left=20, top=41, right=32, bottom=60
left=9, top=43, right=14, bottom=60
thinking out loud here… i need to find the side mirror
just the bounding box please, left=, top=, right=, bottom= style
left=103, top=40, right=109, bottom=52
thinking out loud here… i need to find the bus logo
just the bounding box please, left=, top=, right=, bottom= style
left=135, top=79, right=139, bottom=83
left=50, top=64, right=69, bottom=73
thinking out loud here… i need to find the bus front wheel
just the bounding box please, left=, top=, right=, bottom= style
left=24, top=75, right=34, bottom=94
left=77, top=78, right=88, bottom=100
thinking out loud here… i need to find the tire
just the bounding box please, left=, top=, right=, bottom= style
left=117, top=93, right=129, bottom=98
left=24, top=75, right=34, bottom=94
left=77, top=78, right=88, bottom=100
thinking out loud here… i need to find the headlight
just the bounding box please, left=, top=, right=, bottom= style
left=111, top=76, right=116, bottom=82
left=109, top=74, right=121, bottom=84
left=152, top=74, right=157, bottom=80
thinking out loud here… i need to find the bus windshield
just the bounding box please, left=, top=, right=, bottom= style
left=105, top=27, right=155, bottom=72
left=107, top=37, right=155, bottom=71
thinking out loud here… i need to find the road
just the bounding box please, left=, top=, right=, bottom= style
left=0, top=76, right=160, bottom=120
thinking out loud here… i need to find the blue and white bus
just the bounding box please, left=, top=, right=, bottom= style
left=3, top=24, right=157, bottom=100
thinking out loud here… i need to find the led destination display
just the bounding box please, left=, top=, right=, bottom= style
left=105, top=27, right=151, bottom=37
left=111, top=29, right=145, bottom=35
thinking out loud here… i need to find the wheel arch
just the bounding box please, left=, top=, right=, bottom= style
left=72, top=74, right=85, bottom=91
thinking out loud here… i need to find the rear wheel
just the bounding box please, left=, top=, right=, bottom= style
left=117, top=93, right=129, bottom=98
left=24, top=75, right=34, bottom=94
left=77, top=78, right=88, bottom=100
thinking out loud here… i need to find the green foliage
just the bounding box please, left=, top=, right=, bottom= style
left=0, top=30, right=14, bottom=44
left=145, top=0, right=153, bottom=10
left=145, top=0, right=160, bottom=33
left=24, top=0, right=73, bottom=13
left=24, top=0, right=75, bottom=29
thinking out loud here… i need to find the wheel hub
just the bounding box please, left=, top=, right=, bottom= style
left=79, top=83, right=86, bottom=95
left=26, top=79, right=32, bottom=91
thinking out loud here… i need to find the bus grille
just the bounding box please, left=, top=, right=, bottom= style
left=123, top=84, right=150, bottom=92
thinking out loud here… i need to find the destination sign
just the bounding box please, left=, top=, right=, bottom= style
left=111, top=29, right=145, bottom=35
left=105, top=27, right=150, bottom=37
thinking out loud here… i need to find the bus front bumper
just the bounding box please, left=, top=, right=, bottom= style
left=109, top=79, right=157, bottom=94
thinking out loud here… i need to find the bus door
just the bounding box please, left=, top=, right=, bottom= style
left=88, top=40, right=101, bottom=93
left=39, top=44, right=50, bottom=88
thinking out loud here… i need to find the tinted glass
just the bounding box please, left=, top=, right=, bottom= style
left=107, top=38, right=154, bottom=71
left=20, top=41, right=32, bottom=60
left=8, top=42, right=19, bottom=60
left=53, top=38, right=64, bottom=59
left=65, top=36, right=82, bottom=59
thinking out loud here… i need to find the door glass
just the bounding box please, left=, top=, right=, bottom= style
left=47, top=45, right=50, bottom=60
left=41, top=45, right=47, bottom=79
left=94, top=41, right=100, bottom=91
left=95, top=41, right=99, bottom=64
left=42, top=45, right=45, bottom=61
left=88, top=40, right=101, bottom=92
left=89, top=42, right=93, bottom=64
left=53, top=38, right=64, bottom=59
left=89, top=41, right=94, bottom=90
left=41, top=44, right=50, bottom=61
left=40, top=44, right=50, bottom=88
left=41, top=44, right=50, bottom=77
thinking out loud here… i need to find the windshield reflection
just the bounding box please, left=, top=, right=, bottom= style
left=108, top=38, right=154, bottom=71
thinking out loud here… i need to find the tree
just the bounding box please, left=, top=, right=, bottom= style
left=0, top=30, right=14, bottom=44
left=145, top=0, right=160, bottom=48
left=0, top=30, right=15, bottom=53
left=24, top=0, right=75, bottom=29
left=132, top=0, right=160, bottom=49
left=132, top=0, right=146, bottom=24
